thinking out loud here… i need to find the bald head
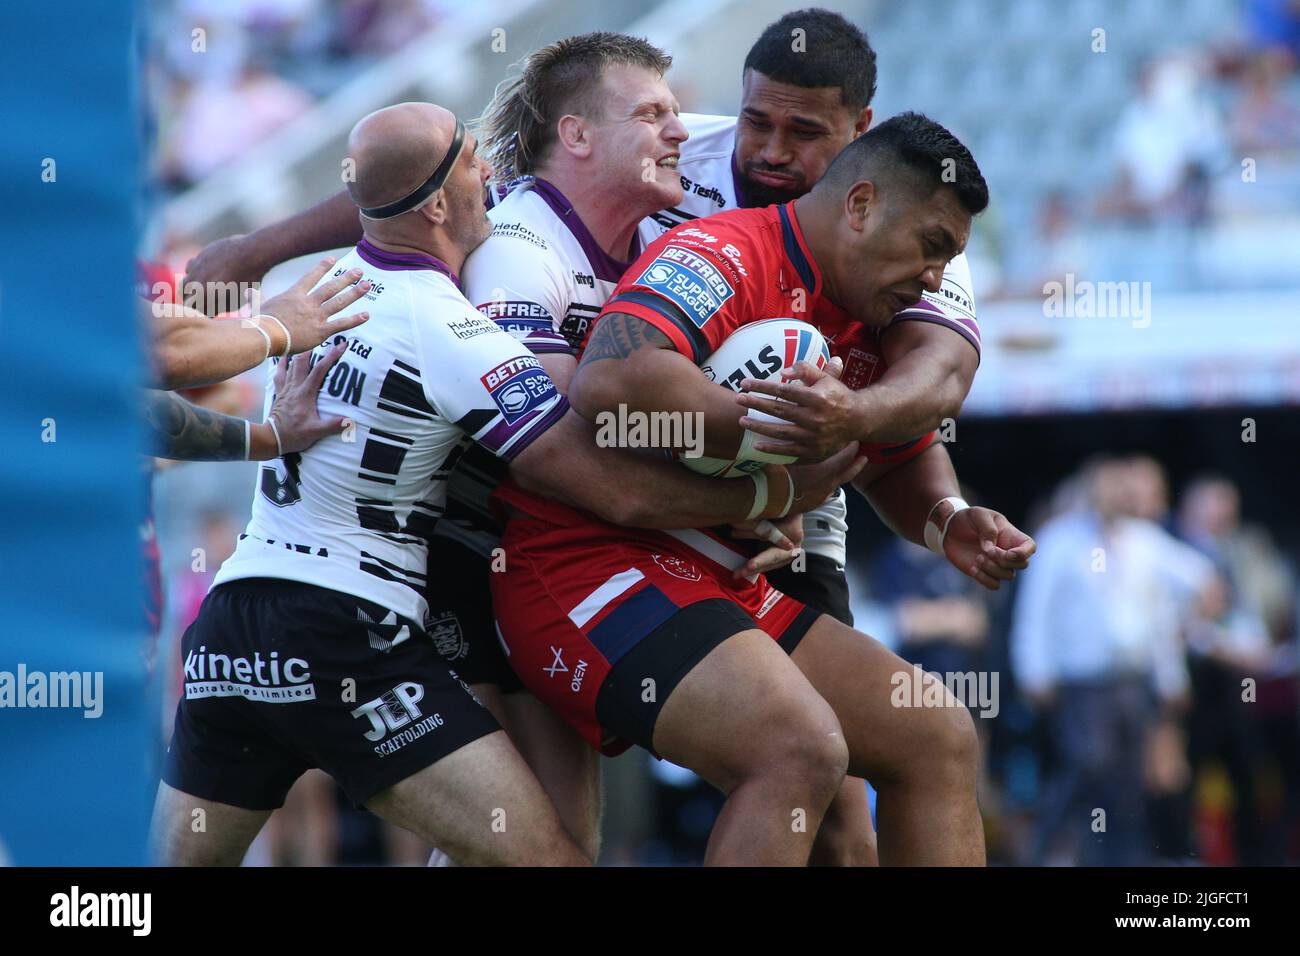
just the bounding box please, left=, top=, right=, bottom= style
left=347, top=102, right=458, bottom=210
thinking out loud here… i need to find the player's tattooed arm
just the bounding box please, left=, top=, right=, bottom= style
left=144, top=343, right=352, bottom=463
left=577, top=311, right=673, bottom=364
left=143, top=390, right=263, bottom=462
left=569, top=313, right=749, bottom=459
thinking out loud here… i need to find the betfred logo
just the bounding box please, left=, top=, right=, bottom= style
left=482, top=355, right=542, bottom=389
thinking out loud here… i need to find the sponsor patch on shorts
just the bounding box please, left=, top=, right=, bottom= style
left=634, top=246, right=734, bottom=328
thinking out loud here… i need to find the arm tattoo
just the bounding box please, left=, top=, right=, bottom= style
left=144, top=390, right=248, bottom=462
left=578, top=312, right=672, bottom=366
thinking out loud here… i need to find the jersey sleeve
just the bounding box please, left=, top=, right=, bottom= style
left=594, top=228, right=755, bottom=364
left=461, top=229, right=573, bottom=356
left=415, top=298, right=569, bottom=462
left=889, top=251, right=980, bottom=355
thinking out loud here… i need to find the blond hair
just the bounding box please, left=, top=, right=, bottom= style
left=476, top=32, right=671, bottom=182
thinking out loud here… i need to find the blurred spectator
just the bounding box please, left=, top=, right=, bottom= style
left=1011, top=457, right=1216, bottom=864
left=1177, top=475, right=1296, bottom=863
left=159, top=60, right=313, bottom=187
left=1232, top=53, right=1300, bottom=157
left=1245, top=0, right=1300, bottom=67
left=1004, top=189, right=1092, bottom=298
left=1101, top=54, right=1228, bottom=227
left=331, top=0, right=448, bottom=59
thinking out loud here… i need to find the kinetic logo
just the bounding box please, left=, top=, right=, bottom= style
left=183, top=647, right=315, bottom=703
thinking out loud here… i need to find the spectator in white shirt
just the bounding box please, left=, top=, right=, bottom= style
left=1012, top=456, right=1216, bottom=864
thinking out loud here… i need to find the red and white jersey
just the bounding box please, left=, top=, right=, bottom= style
left=495, top=202, right=939, bottom=571
left=631, top=114, right=980, bottom=563
left=611, top=201, right=940, bottom=462
left=214, top=238, right=567, bottom=629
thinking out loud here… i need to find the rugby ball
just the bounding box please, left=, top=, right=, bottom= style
left=681, top=319, right=831, bottom=477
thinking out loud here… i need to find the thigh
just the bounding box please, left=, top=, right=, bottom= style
left=150, top=782, right=272, bottom=866
left=492, top=518, right=820, bottom=755
left=365, top=728, right=583, bottom=866
left=789, top=613, right=970, bottom=781
left=652, top=627, right=844, bottom=794
left=498, top=691, right=603, bottom=859
left=173, top=578, right=502, bottom=813
left=493, top=528, right=756, bottom=755
left=163, top=588, right=315, bottom=812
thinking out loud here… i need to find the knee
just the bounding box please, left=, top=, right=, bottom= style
left=810, top=796, right=878, bottom=867
left=886, top=683, right=981, bottom=789
left=752, top=698, right=850, bottom=802
left=927, top=700, right=981, bottom=782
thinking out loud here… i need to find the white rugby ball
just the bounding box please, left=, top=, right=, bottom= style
left=681, top=318, right=831, bottom=478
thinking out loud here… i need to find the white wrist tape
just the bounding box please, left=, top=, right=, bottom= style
left=245, top=320, right=273, bottom=361
left=255, top=314, right=292, bottom=357
left=738, top=422, right=798, bottom=465
left=747, top=470, right=769, bottom=521
left=266, top=415, right=284, bottom=458
left=924, top=496, right=969, bottom=554
left=776, top=472, right=796, bottom=518
left=242, top=420, right=252, bottom=461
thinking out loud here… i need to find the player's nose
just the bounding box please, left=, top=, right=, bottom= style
left=919, top=264, right=944, bottom=293
left=664, top=112, right=689, bottom=145
left=760, top=134, right=792, bottom=166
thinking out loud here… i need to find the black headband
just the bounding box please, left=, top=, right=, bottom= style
left=359, top=119, right=466, bottom=220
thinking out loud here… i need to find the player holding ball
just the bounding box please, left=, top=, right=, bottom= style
left=491, top=111, right=1035, bottom=866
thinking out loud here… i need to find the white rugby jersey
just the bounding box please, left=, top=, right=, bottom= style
left=638, top=113, right=983, bottom=566
left=213, top=237, right=568, bottom=630
left=470, top=177, right=643, bottom=355
left=435, top=177, right=645, bottom=556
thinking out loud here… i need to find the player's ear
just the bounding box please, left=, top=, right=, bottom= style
left=853, top=106, right=872, bottom=136
left=420, top=189, right=449, bottom=227
left=844, top=180, right=875, bottom=232
left=556, top=114, right=591, bottom=159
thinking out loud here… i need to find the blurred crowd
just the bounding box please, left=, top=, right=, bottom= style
left=146, top=0, right=450, bottom=193
left=858, top=456, right=1298, bottom=866
left=1002, top=0, right=1300, bottom=297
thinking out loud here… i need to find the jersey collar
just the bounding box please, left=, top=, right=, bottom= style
left=777, top=201, right=823, bottom=300
left=356, top=236, right=461, bottom=287
left=527, top=177, right=642, bottom=283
